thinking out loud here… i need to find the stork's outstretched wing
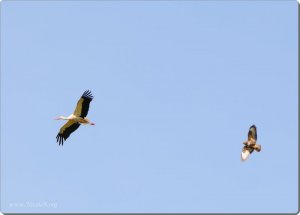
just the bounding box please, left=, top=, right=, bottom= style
left=73, top=90, right=93, bottom=118
left=248, top=125, right=257, bottom=141
left=56, top=120, right=81, bottom=145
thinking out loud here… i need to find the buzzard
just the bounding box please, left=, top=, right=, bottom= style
left=241, top=125, right=261, bottom=161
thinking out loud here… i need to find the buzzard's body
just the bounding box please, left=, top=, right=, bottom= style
left=241, top=125, right=261, bottom=161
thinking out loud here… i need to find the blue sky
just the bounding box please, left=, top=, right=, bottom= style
left=0, top=1, right=298, bottom=213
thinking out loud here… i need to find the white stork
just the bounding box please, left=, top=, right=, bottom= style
left=55, top=90, right=95, bottom=145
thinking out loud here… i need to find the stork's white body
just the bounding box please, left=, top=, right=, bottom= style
left=57, top=114, right=94, bottom=125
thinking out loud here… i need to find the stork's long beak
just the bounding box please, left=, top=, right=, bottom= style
left=90, top=122, right=95, bottom=125
left=54, top=117, right=60, bottom=120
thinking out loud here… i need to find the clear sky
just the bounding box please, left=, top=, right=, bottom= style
left=0, top=1, right=298, bottom=213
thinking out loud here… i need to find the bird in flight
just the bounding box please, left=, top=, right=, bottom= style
left=55, top=90, right=95, bottom=145
left=241, top=125, right=261, bottom=161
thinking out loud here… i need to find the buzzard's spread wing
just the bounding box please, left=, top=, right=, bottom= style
left=248, top=125, right=257, bottom=141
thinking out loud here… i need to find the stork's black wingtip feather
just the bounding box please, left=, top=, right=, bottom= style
left=56, top=134, right=64, bottom=146
left=82, top=90, right=93, bottom=100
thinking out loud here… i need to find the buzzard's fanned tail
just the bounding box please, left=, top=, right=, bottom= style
left=241, top=149, right=250, bottom=161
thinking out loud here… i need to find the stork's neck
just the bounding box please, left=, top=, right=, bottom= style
left=59, top=116, right=69, bottom=120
